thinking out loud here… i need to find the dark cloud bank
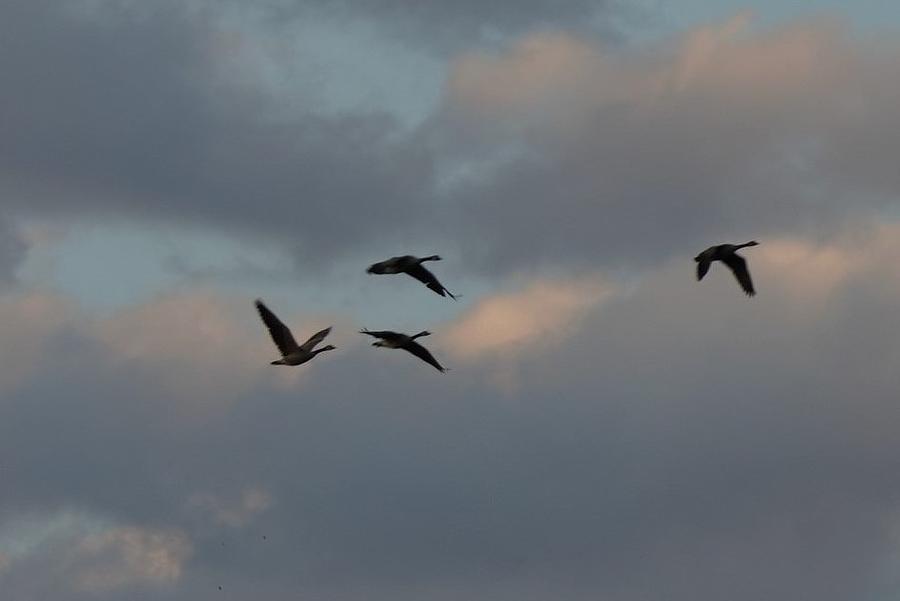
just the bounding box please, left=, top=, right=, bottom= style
left=3, top=264, right=900, bottom=600
left=4, top=3, right=900, bottom=280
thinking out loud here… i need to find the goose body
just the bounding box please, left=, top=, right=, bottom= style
left=360, top=328, right=447, bottom=372
left=255, top=299, right=335, bottom=366
left=694, top=241, right=758, bottom=296
left=366, top=254, right=459, bottom=299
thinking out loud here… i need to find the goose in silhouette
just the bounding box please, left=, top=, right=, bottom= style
left=359, top=329, right=447, bottom=372
left=255, top=299, right=335, bottom=365
left=694, top=241, right=759, bottom=296
left=366, top=255, right=459, bottom=299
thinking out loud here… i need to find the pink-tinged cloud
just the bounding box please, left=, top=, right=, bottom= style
left=0, top=290, right=339, bottom=418
left=666, top=13, right=848, bottom=103
left=0, top=293, right=70, bottom=394
left=447, top=15, right=852, bottom=122
left=754, top=222, right=900, bottom=304
left=92, top=291, right=350, bottom=408
left=91, top=291, right=277, bottom=413
left=449, top=32, right=600, bottom=113
left=70, top=526, right=192, bottom=593
left=431, top=14, right=900, bottom=274
left=444, top=276, right=611, bottom=361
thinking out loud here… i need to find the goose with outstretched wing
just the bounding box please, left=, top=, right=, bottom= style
left=694, top=241, right=758, bottom=296
left=255, top=299, right=335, bottom=365
left=360, top=328, right=447, bottom=372
left=366, top=255, right=459, bottom=299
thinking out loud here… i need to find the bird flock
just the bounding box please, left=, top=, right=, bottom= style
left=223, top=242, right=759, bottom=592
left=255, top=244, right=759, bottom=372
left=256, top=254, right=458, bottom=372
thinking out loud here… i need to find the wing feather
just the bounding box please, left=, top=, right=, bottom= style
left=299, top=327, right=332, bottom=352
left=696, top=257, right=711, bottom=281
left=405, top=264, right=458, bottom=299
left=255, top=300, right=299, bottom=356
left=403, top=340, right=446, bottom=372
left=359, top=329, right=404, bottom=343
left=695, top=248, right=714, bottom=281
left=722, top=254, right=755, bottom=296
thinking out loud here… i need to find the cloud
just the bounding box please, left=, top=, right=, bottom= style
left=188, top=487, right=273, bottom=528
left=441, top=275, right=610, bottom=392
left=446, top=14, right=849, bottom=129
left=0, top=1, right=435, bottom=270
left=445, top=275, right=610, bottom=359
left=71, top=526, right=192, bottom=593
left=433, top=15, right=900, bottom=273
left=7, top=7, right=900, bottom=600
left=0, top=513, right=191, bottom=600
left=258, top=0, right=622, bottom=54
left=5, top=220, right=900, bottom=600
left=0, top=218, right=27, bottom=287
left=448, top=32, right=628, bottom=120
left=0, top=293, right=70, bottom=394
left=0, top=290, right=342, bottom=415
left=5, top=6, right=900, bottom=281
left=92, top=292, right=271, bottom=411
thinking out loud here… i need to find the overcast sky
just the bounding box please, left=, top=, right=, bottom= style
left=3, top=1, right=900, bottom=600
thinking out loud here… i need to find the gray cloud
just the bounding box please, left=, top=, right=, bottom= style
left=4, top=238, right=900, bottom=599
left=5, top=9, right=900, bottom=599
left=280, top=0, right=624, bottom=53
left=0, top=1, right=435, bottom=269
left=6, top=6, right=900, bottom=281
left=0, top=219, right=27, bottom=286
left=428, top=19, right=900, bottom=274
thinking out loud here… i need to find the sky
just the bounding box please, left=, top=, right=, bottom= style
left=3, top=1, right=900, bottom=599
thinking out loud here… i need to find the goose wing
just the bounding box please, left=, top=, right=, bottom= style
left=359, top=329, right=404, bottom=343
left=402, top=340, right=446, bottom=372
left=255, top=300, right=299, bottom=356
left=299, top=326, right=332, bottom=352
left=722, top=253, right=755, bottom=296
left=695, top=248, right=714, bottom=281
left=405, top=263, right=458, bottom=299
left=696, top=257, right=712, bottom=281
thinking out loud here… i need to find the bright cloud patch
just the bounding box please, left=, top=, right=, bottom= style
left=752, top=222, right=900, bottom=305
left=93, top=291, right=270, bottom=410
left=72, top=526, right=192, bottom=592
left=448, top=15, right=851, bottom=121
left=445, top=275, right=611, bottom=359
left=0, top=513, right=191, bottom=597
left=0, top=290, right=337, bottom=420
left=433, top=15, right=900, bottom=275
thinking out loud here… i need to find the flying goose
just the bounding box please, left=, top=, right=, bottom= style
left=359, top=329, right=447, bottom=372
left=694, top=241, right=759, bottom=296
left=366, top=255, right=459, bottom=300
left=255, top=299, right=335, bottom=365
